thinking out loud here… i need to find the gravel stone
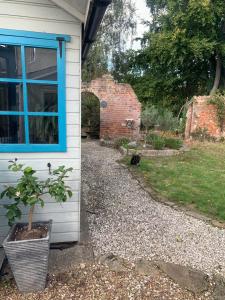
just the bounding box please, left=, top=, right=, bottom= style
left=82, top=141, right=225, bottom=277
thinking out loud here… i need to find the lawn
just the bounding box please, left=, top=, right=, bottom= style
left=123, top=142, right=225, bottom=221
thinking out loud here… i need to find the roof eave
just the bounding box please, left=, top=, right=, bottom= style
left=82, top=0, right=112, bottom=63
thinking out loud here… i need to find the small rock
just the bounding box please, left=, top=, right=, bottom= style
left=211, top=220, right=225, bottom=229
left=212, top=273, right=225, bottom=300
left=80, top=263, right=86, bottom=269
left=97, top=254, right=129, bottom=273
left=135, top=259, right=160, bottom=276
left=127, top=141, right=137, bottom=148
left=156, top=261, right=209, bottom=294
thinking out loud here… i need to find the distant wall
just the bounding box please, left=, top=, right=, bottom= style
left=185, top=96, right=222, bottom=139
left=82, top=75, right=141, bottom=139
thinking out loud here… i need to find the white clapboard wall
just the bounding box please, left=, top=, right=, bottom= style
left=0, top=0, right=81, bottom=244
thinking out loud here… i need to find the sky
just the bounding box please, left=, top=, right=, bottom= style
left=132, top=0, right=150, bottom=49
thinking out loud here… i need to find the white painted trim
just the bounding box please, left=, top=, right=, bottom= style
left=84, top=0, right=91, bottom=26
left=50, top=0, right=86, bottom=23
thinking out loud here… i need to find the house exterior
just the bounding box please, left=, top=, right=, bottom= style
left=0, top=0, right=111, bottom=244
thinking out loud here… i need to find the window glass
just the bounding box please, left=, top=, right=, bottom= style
left=0, top=45, right=22, bottom=78
left=0, top=115, right=25, bottom=143
left=29, top=116, right=58, bottom=144
left=0, top=82, right=23, bottom=111
left=27, top=84, right=57, bottom=112
left=25, top=47, right=57, bottom=80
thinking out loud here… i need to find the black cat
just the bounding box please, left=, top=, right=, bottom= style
left=130, top=154, right=141, bottom=166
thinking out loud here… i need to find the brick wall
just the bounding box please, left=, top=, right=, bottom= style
left=185, top=96, right=222, bottom=139
left=82, top=74, right=141, bottom=139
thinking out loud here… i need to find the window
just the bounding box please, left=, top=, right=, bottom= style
left=0, top=29, right=70, bottom=152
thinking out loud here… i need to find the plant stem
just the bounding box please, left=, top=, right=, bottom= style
left=28, top=205, right=35, bottom=231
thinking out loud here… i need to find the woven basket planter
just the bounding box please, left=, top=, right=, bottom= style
left=3, top=220, right=52, bottom=293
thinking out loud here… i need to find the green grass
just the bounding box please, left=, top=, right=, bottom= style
left=123, top=143, right=225, bottom=221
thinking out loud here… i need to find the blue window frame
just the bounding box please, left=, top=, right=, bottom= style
left=0, top=29, right=71, bottom=152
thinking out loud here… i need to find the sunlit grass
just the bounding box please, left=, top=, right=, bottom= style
left=122, top=143, right=225, bottom=220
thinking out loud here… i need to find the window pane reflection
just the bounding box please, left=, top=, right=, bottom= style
left=0, top=83, right=23, bottom=111
left=25, top=47, right=57, bottom=80
left=0, top=115, right=25, bottom=144
left=27, top=84, right=57, bottom=112
left=0, top=45, right=22, bottom=78
left=29, top=116, right=58, bottom=144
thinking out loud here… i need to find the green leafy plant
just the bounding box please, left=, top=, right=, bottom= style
left=0, top=160, right=73, bottom=231
left=114, top=137, right=130, bottom=149
left=141, top=105, right=159, bottom=131
left=157, top=109, right=179, bottom=132
left=208, top=92, right=225, bottom=132
left=165, top=138, right=183, bottom=150
left=147, top=134, right=165, bottom=150
left=146, top=133, right=159, bottom=144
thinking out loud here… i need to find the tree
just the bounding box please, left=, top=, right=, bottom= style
left=117, top=0, right=225, bottom=113
left=82, top=0, right=136, bottom=82
left=1, top=160, right=73, bottom=235
left=146, top=0, right=225, bottom=95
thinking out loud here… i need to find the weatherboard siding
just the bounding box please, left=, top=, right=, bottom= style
left=0, top=0, right=81, bottom=244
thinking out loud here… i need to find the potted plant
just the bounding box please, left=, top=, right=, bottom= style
left=0, top=159, right=73, bottom=293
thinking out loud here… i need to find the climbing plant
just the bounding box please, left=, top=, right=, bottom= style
left=208, top=91, right=225, bottom=132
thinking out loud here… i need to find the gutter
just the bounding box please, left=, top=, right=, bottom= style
left=82, top=0, right=112, bottom=63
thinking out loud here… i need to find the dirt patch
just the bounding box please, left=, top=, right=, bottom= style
left=12, top=224, right=48, bottom=241
left=0, top=262, right=211, bottom=300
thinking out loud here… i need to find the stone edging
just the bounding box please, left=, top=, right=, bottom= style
left=121, top=163, right=225, bottom=230
left=119, top=146, right=188, bottom=157
left=97, top=254, right=224, bottom=298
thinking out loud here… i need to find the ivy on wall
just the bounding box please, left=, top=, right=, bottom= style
left=208, top=92, right=225, bottom=132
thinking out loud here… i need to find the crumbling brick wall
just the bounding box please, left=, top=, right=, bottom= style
left=185, top=96, right=222, bottom=139
left=82, top=74, right=141, bottom=139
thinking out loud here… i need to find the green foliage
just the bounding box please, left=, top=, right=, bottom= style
left=164, top=138, right=183, bottom=149
left=115, top=0, right=225, bottom=113
left=81, top=92, right=100, bottom=138
left=145, top=133, right=159, bottom=144
left=191, top=128, right=216, bottom=142
left=147, top=134, right=166, bottom=150
left=82, top=0, right=136, bottom=82
left=157, top=109, right=179, bottom=131
left=208, top=91, right=225, bottom=131
left=114, top=137, right=130, bottom=149
left=0, top=160, right=73, bottom=227
left=142, top=105, right=179, bottom=131
left=141, top=105, right=159, bottom=130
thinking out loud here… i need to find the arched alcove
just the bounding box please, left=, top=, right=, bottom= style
left=82, top=74, right=141, bottom=139
left=81, top=92, right=100, bottom=139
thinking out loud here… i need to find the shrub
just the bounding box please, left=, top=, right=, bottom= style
left=141, top=105, right=159, bottom=130
left=114, top=137, right=130, bottom=149
left=147, top=134, right=165, bottom=150
left=157, top=109, right=179, bottom=132
left=142, top=105, right=179, bottom=132
left=165, top=138, right=183, bottom=149
left=146, top=133, right=159, bottom=144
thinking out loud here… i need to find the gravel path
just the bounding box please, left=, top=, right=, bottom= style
left=82, top=141, right=225, bottom=277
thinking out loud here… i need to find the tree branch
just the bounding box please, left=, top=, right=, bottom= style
left=210, top=55, right=222, bottom=96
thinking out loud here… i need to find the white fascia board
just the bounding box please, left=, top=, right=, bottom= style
left=84, top=0, right=91, bottom=25
left=50, top=0, right=86, bottom=23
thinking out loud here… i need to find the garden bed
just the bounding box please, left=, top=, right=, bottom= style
left=120, top=145, right=188, bottom=157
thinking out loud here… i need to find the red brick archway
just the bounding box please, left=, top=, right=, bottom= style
left=82, top=74, right=141, bottom=139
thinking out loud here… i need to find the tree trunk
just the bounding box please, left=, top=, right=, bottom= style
left=210, top=55, right=222, bottom=96
left=28, top=205, right=35, bottom=231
